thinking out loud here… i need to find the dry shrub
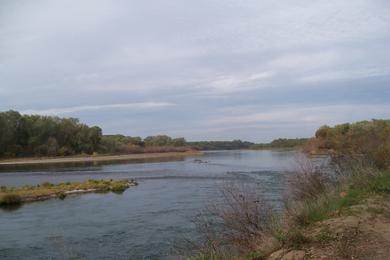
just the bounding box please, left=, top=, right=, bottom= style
left=286, top=154, right=333, bottom=203
left=282, top=155, right=336, bottom=227
left=192, top=183, right=274, bottom=257
left=330, top=154, right=380, bottom=190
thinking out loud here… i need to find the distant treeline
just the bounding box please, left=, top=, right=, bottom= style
left=307, top=119, right=390, bottom=169
left=0, top=110, right=312, bottom=158
left=0, top=110, right=188, bottom=158
left=187, top=138, right=308, bottom=150
left=187, top=140, right=254, bottom=150
left=101, top=135, right=188, bottom=154
left=251, top=138, right=308, bottom=149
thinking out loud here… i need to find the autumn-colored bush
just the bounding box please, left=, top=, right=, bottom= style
left=311, top=119, right=390, bottom=169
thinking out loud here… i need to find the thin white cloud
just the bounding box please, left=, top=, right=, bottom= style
left=20, top=102, right=174, bottom=115
left=209, top=71, right=274, bottom=92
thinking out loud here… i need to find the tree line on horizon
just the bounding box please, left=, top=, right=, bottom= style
left=5, top=110, right=379, bottom=159
left=0, top=110, right=188, bottom=158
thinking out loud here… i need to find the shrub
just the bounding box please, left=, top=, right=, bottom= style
left=110, top=183, right=128, bottom=193
left=312, top=119, right=390, bottom=169
left=286, top=155, right=333, bottom=203
left=0, top=194, right=22, bottom=206
left=190, top=183, right=275, bottom=257
left=41, top=181, right=53, bottom=188
left=57, top=192, right=66, bottom=200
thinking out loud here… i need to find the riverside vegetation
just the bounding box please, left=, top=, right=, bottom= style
left=0, top=110, right=307, bottom=161
left=0, top=179, right=137, bottom=207
left=0, top=110, right=190, bottom=159
left=188, top=119, right=390, bottom=260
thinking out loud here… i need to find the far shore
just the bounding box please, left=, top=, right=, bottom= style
left=0, top=150, right=202, bottom=166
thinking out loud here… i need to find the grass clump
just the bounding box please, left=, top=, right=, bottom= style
left=304, top=189, right=363, bottom=224
left=0, top=193, right=22, bottom=206
left=315, top=228, right=336, bottom=245
left=367, top=172, right=390, bottom=193
left=110, top=182, right=129, bottom=193
left=274, top=227, right=310, bottom=249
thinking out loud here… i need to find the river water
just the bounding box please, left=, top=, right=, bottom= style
left=0, top=150, right=299, bottom=259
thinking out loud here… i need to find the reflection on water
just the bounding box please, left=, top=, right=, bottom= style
left=0, top=150, right=299, bottom=259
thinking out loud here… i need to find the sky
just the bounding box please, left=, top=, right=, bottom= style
left=1, top=0, right=390, bottom=142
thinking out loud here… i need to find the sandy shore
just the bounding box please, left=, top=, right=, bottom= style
left=0, top=151, right=202, bottom=166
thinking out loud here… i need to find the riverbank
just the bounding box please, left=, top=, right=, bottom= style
left=263, top=171, right=390, bottom=259
left=0, top=150, right=202, bottom=166
left=265, top=193, right=390, bottom=260
left=0, top=179, right=138, bottom=206
left=189, top=162, right=390, bottom=259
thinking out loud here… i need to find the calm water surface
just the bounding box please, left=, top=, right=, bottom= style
left=0, top=150, right=298, bottom=259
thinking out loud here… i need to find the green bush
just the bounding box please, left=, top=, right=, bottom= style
left=110, top=183, right=128, bottom=193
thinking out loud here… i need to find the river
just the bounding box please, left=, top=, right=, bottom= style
left=0, top=150, right=299, bottom=259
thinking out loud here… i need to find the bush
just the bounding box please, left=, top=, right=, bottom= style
left=41, top=181, right=53, bottom=188
left=57, top=192, right=66, bottom=200
left=312, top=119, right=390, bottom=169
left=0, top=194, right=22, bottom=206
left=286, top=155, right=333, bottom=203
left=110, top=183, right=128, bottom=193
left=190, top=183, right=275, bottom=257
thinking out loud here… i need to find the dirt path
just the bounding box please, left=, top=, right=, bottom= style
left=0, top=151, right=202, bottom=166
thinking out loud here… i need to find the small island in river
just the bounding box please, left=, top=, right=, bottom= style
left=0, top=179, right=138, bottom=207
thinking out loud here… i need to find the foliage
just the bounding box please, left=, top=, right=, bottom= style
left=0, top=110, right=189, bottom=158
left=101, top=134, right=189, bottom=154
left=188, top=140, right=254, bottom=150
left=251, top=138, right=308, bottom=150
left=286, top=158, right=390, bottom=227
left=0, top=193, right=22, bottom=206
left=310, top=119, right=390, bottom=169
left=0, top=110, right=102, bottom=158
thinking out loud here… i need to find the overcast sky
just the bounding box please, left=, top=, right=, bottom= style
left=1, top=0, right=390, bottom=142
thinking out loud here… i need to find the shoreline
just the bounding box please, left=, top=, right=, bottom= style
left=0, top=150, right=202, bottom=166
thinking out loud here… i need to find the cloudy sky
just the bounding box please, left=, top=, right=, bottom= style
left=1, top=0, right=390, bottom=142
